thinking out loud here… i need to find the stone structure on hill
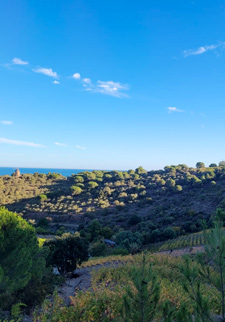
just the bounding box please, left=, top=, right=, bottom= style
left=13, top=169, right=21, bottom=178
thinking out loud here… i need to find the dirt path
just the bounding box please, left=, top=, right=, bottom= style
left=58, top=245, right=205, bottom=305
left=58, top=262, right=122, bottom=305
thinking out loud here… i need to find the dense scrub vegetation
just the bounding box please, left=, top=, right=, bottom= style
left=2, top=163, right=225, bottom=250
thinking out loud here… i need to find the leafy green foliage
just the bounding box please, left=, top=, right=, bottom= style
left=3, top=164, right=225, bottom=251
left=0, top=207, right=45, bottom=310
left=196, top=209, right=225, bottom=320
left=90, top=241, right=107, bottom=257
left=44, top=233, right=88, bottom=275
left=39, top=194, right=48, bottom=201
left=179, top=256, right=212, bottom=321
left=196, top=162, right=205, bottom=169
left=70, top=185, right=82, bottom=195
left=123, top=254, right=160, bottom=322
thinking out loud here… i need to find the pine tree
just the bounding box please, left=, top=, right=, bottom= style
left=0, top=207, right=44, bottom=309
left=123, top=254, right=160, bottom=322
left=179, top=256, right=213, bottom=321
left=196, top=209, right=225, bottom=321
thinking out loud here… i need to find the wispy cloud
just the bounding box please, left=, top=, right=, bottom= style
left=82, top=78, right=129, bottom=98
left=96, top=80, right=128, bottom=97
left=12, top=57, right=29, bottom=65
left=83, top=78, right=92, bottom=84
left=76, top=145, right=86, bottom=150
left=53, top=80, right=60, bottom=85
left=72, top=73, right=81, bottom=80
left=168, top=107, right=183, bottom=113
left=32, top=67, right=58, bottom=78
left=55, top=142, right=67, bottom=146
left=0, top=138, right=46, bottom=148
left=0, top=121, right=13, bottom=125
left=183, top=42, right=225, bottom=57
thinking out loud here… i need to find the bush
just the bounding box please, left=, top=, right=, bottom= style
left=128, top=215, right=141, bottom=226
left=44, top=233, right=89, bottom=276
left=162, top=227, right=176, bottom=240
left=90, top=241, right=106, bottom=257
left=39, top=194, right=48, bottom=201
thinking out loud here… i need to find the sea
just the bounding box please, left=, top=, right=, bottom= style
left=0, top=167, right=94, bottom=177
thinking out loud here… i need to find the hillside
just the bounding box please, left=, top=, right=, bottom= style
left=1, top=163, right=225, bottom=246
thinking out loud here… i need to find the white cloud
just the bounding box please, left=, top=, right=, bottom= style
left=168, top=107, right=183, bottom=113
left=72, top=73, right=81, bottom=79
left=55, top=142, right=67, bottom=146
left=0, top=121, right=13, bottom=125
left=76, top=145, right=86, bottom=150
left=53, top=80, right=60, bottom=85
left=96, top=81, right=128, bottom=97
left=82, top=78, right=129, bottom=98
left=183, top=43, right=225, bottom=57
left=83, top=78, right=92, bottom=84
left=12, top=57, right=28, bottom=65
left=0, top=138, right=46, bottom=148
left=32, top=67, right=58, bottom=78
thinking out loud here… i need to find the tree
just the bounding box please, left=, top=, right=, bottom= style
left=74, top=175, right=84, bottom=183
left=178, top=209, right=225, bottom=321
left=163, top=227, right=176, bottom=240
left=135, top=166, right=147, bottom=175
left=0, top=207, right=45, bottom=309
left=101, top=226, right=113, bottom=239
left=179, top=256, right=212, bottom=321
left=87, top=181, right=98, bottom=190
left=70, top=185, right=82, bottom=195
left=44, top=233, right=88, bottom=276
left=196, top=209, right=225, bottom=321
left=87, top=219, right=102, bottom=242
left=128, top=215, right=141, bottom=226
left=196, top=162, right=205, bottom=169
left=219, top=161, right=225, bottom=167
left=123, top=254, right=160, bottom=322
left=116, top=231, right=143, bottom=252
left=209, top=163, right=217, bottom=168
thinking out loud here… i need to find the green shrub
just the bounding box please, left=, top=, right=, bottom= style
left=39, top=194, right=47, bottom=201
left=90, top=241, right=106, bottom=257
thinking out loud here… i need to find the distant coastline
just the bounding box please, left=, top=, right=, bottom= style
left=0, top=167, right=93, bottom=177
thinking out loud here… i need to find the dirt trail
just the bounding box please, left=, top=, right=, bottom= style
left=58, top=245, right=205, bottom=305
left=58, top=262, right=122, bottom=305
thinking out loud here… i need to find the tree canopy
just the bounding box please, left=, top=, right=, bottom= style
left=0, top=207, right=44, bottom=309
left=44, top=233, right=89, bottom=276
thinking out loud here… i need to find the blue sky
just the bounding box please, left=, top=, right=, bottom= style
left=0, top=0, right=225, bottom=170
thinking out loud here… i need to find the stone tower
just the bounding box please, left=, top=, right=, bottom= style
left=14, top=169, right=21, bottom=178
